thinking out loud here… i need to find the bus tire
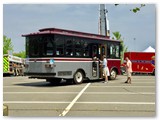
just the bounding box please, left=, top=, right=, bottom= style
left=73, top=70, right=84, bottom=84
left=152, top=69, right=155, bottom=75
left=110, top=69, right=117, bottom=80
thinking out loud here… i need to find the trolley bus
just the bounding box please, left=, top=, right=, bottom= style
left=22, top=28, right=121, bottom=84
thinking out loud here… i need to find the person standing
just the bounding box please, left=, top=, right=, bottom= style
left=102, top=55, right=110, bottom=83
left=125, top=57, right=132, bottom=84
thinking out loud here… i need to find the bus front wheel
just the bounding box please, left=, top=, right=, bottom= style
left=110, top=69, right=117, bottom=80
left=73, top=71, right=84, bottom=84
left=152, top=69, right=155, bottom=75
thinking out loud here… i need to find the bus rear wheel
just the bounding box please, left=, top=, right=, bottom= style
left=73, top=71, right=84, bottom=84
left=110, top=69, right=117, bottom=80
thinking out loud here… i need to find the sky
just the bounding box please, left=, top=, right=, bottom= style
left=3, top=4, right=156, bottom=53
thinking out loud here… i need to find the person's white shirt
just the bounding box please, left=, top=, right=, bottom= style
left=103, top=58, right=107, bottom=68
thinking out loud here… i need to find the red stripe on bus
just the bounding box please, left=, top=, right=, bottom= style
left=29, top=58, right=92, bottom=62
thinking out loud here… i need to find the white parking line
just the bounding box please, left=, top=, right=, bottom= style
left=129, top=82, right=155, bottom=83
left=3, top=92, right=155, bottom=95
left=3, top=101, right=155, bottom=105
left=89, top=86, right=155, bottom=88
left=3, top=101, right=69, bottom=104
left=3, top=92, right=78, bottom=94
left=59, top=83, right=91, bottom=116
left=109, top=82, right=155, bottom=83
left=76, top=102, right=155, bottom=105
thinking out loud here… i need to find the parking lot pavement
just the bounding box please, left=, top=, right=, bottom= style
left=3, top=75, right=155, bottom=116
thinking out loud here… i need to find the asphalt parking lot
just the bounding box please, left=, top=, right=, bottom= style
left=3, top=75, right=156, bottom=117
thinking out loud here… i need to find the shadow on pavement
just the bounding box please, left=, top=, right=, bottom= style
left=14, top=79, right=105, bottom=88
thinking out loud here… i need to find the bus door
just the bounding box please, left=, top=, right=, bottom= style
left=92, top=45, right=98, bottom=77
left=99, top=44, right=107, bottom=79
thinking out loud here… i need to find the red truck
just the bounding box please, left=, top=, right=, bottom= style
left=123, top=52, right=155, bottom=75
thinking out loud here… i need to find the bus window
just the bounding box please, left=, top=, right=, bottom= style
left=75, top=39, right=83, bottom=57
left=56, top=48, right=64, bottom=56
left=116, top=45, right=120, bottom=58
left=55, top=35, right=64, bottom=56
left=41, top=36, right=55, bottom=57
left=110, top=44, right=114, bottom=56
left=26, top=37, right=29, bottom=57
left=66, top=37, right=74, bottom=56
left=29, top=36, right=39, bottom=57
left=108, top=43, right=120, bottom=59
left=46, top=40, right=54, bottom=56
left=102, top=46, right=105, bottom=56
left=83, top=41, right=90, bottom=57
left=92, top=45, right=98, bottom=57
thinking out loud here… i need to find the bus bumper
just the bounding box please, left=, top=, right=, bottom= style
left=25, top=72, right=56, bottom=79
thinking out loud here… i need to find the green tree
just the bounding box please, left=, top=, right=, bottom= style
left=3, top=35, right=13, bottom=54
left=113, top=32, right=122, bottom=40
left=115, top=4, right=145, bottom=13
left=112, top=31, right=128, bottom=64
left=13, top=51, right=26, bottom=58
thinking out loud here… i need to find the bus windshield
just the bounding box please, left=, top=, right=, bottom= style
left=26, top=35, right=56, bottom=58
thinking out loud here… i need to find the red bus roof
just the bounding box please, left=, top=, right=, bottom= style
left=22, top=27, right=120, bottom=42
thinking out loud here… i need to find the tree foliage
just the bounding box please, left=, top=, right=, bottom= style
left=130, top=4, right=145, bottom=13
left=112, top=31, right=128, bottom=63
left=3, top=35, right=13, bottom=54
left=115, top=4, right=145, bottom=13
left=113, top=32, right=121, bottom=40
left=13, top=51, right=26, bottom=58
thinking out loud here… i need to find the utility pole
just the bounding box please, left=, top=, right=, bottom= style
left=99, top=4, right=110, bottom=37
